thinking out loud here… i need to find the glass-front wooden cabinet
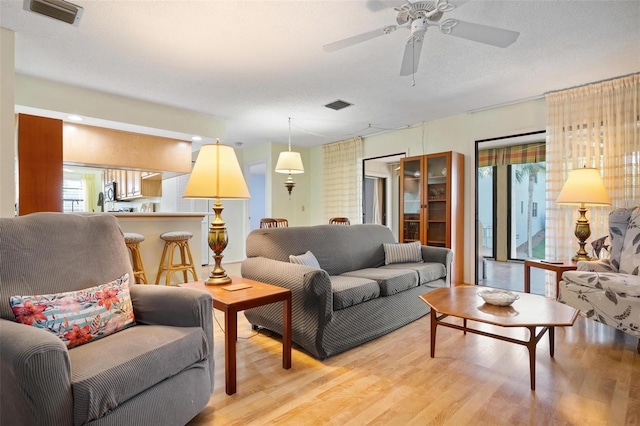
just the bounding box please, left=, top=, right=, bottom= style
left=400, top=151, right=464, bottom=284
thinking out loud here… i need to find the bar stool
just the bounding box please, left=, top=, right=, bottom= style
left=155, top=231, right=199, bottom=285
left=124, top=232, right=148, bottom=284
left=329, top=217, right=350, bottom=225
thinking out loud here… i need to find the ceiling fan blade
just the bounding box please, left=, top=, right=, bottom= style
left=448, top=0, right=472, bottom=8
left=399, top=36, right=424, bottom=76
left=323, top=25, right=400, bottom=52
left=366, top=0, right=408, bottom=12
left=440, top=18, right=519, bottom=47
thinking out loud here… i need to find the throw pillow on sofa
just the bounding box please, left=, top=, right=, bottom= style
left=9, top=273, right=135, bottom=348
left=383, top=241, right=423, bottom=265
left=290, top=250, right=321, bottom=268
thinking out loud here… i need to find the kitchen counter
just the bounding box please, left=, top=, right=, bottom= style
left=108, top=212, right=206, bottom=218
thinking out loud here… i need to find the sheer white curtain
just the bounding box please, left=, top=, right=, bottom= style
left=372, top=178, right=382, bottom=224
left=546, top=73, right=640, bottom=260
left=322, top=137, right=363, bottom=224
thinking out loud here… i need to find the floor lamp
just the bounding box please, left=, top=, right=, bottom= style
left=556, top=167, right=610, bottom=261
left=183, top=140, right=250, bottom=285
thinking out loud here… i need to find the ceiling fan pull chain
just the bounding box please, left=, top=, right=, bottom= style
left=412, top=38, right=416, bottom=87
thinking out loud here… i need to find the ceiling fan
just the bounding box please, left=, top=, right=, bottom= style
left=323, top=0, right=520, bottom=76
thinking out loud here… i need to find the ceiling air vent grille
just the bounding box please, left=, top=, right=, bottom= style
left=23, top=0, right=83, bottom=26
left=325, top=100, right=353, bottom=111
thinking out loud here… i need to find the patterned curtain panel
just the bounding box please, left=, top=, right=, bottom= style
left=545, top=73, right=640, bottom=260
left=478, top=142, right=546, bottom=167
left=322, top=137, right=363, bottom=224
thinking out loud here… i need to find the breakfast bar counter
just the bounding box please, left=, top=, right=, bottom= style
left=110, top=213, right=205, bottom=284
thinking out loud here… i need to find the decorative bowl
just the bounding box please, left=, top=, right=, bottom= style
left=478, top=289, right=520, bottom=306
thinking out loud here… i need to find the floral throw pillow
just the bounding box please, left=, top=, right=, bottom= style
left=9, top=273, right=135, bottom=349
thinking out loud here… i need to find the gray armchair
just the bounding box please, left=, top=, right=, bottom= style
left=559, top=206, right=640, bottom=353
left=0, top=213, right=214, bottom=426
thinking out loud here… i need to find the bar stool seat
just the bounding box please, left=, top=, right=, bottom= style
left=155, top=231, right=198, bottom=285
left=124, top=232, right=148, bottom=284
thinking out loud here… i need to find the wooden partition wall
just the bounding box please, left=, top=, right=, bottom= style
left=17, top=114, right=63, bottom=215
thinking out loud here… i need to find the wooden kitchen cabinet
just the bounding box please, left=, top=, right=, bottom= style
left=104, top=169, right=162, bottom=200
left=127, top=171, right=142, bottom=198
left=400, top=151, right=464, bottom=284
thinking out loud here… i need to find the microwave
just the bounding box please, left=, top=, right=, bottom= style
left=104, top=182, right=117, bottom=202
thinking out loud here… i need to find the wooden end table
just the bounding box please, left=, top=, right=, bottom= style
left=180, top=277, right=292, bottom=395
left=523, top=259, right=578, bottom=297
left=420, top=286, right=578, bottom=391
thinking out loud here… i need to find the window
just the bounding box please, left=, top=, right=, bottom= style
left=63, top=177, right=85, bottom=213
left=532, top=202, right=538, bottom=217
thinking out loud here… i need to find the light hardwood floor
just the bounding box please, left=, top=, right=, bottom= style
left=188, top=291, right=640, bottom=425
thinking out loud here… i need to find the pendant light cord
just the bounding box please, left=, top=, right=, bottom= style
left=288, top=117, right=292, bottom=152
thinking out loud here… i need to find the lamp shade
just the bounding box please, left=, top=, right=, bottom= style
left=275, top=151, right=304, bottom=174
left=183, top=142, right=250, bottom=199
left=556, top=167, right=610, bottom=206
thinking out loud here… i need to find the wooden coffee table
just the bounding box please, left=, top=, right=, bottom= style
left=180, top=277, right=292, bottom=395
left=420, top=286, right=578, bottom=390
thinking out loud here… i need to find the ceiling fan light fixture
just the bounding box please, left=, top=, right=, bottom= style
left=23, top=0, right=83, bottom=26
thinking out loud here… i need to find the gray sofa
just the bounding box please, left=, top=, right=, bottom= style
left=0, top=213, right=214, bottom=426
left=241, top=224, right=452, bottom=359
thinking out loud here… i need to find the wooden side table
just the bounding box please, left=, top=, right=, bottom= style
left=523, top=259, right=578, bottom=297
left=180, top=277, right=292, bottom=395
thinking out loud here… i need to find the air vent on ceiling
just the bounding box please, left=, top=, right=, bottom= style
left=325, top=100, right=353, bottom=111
left=23, top=0, right=83, bottom=26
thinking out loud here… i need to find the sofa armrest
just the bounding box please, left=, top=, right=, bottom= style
left=577, top=259, right=617, bottom=272
left=0, top=318, right=74, bottom=425
left=129, top=285, right=214, bottom=391
left=241, top=257, right=333, bottom=326
left=561, top=271, right=640, bottom=296
left=421, top=245, right=453, bottom=286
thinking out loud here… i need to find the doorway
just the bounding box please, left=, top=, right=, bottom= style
left=247, top=161, right=267, bottom=231
left=475, top=131, right=547, bottom=293
left=362, top=153, right=405, bottom=241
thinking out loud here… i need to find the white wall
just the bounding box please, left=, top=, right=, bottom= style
left=15, top=75, right=225, bottom=139
left=240, top=142, right=311, bottom=228
left=0, top=28, right=15, bottom=217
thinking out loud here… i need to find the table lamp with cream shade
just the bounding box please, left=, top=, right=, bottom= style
left=556, top=166, right=610, bottom=261
left=183, top=140, right=250, bottom=285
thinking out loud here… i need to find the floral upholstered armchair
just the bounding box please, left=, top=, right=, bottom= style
left=559, top=206, right=640, bottom=353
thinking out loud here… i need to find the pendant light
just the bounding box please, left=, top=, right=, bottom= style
left=275, top=117, right=304, bottom=197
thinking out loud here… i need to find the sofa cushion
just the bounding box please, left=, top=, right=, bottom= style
left=69, top=324, right=209, bottom=425
left=383, top=242, right=423, bottom=265
left=9, top=273, right=135, bottom=349
left=289, top=250, right=321, bottom=268
left=381, top=262, right=447, bottom=286
left=341, top=268, right=419, bottom=296
left=330, top=276, right=380, bottom=311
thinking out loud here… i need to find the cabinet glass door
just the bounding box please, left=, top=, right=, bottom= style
left=426, top=154, right=448, bottom=247
left=400, top=157, right=423, bottom=242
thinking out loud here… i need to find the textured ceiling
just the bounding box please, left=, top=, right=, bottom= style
left=2, top=0, right=639, bottom=149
